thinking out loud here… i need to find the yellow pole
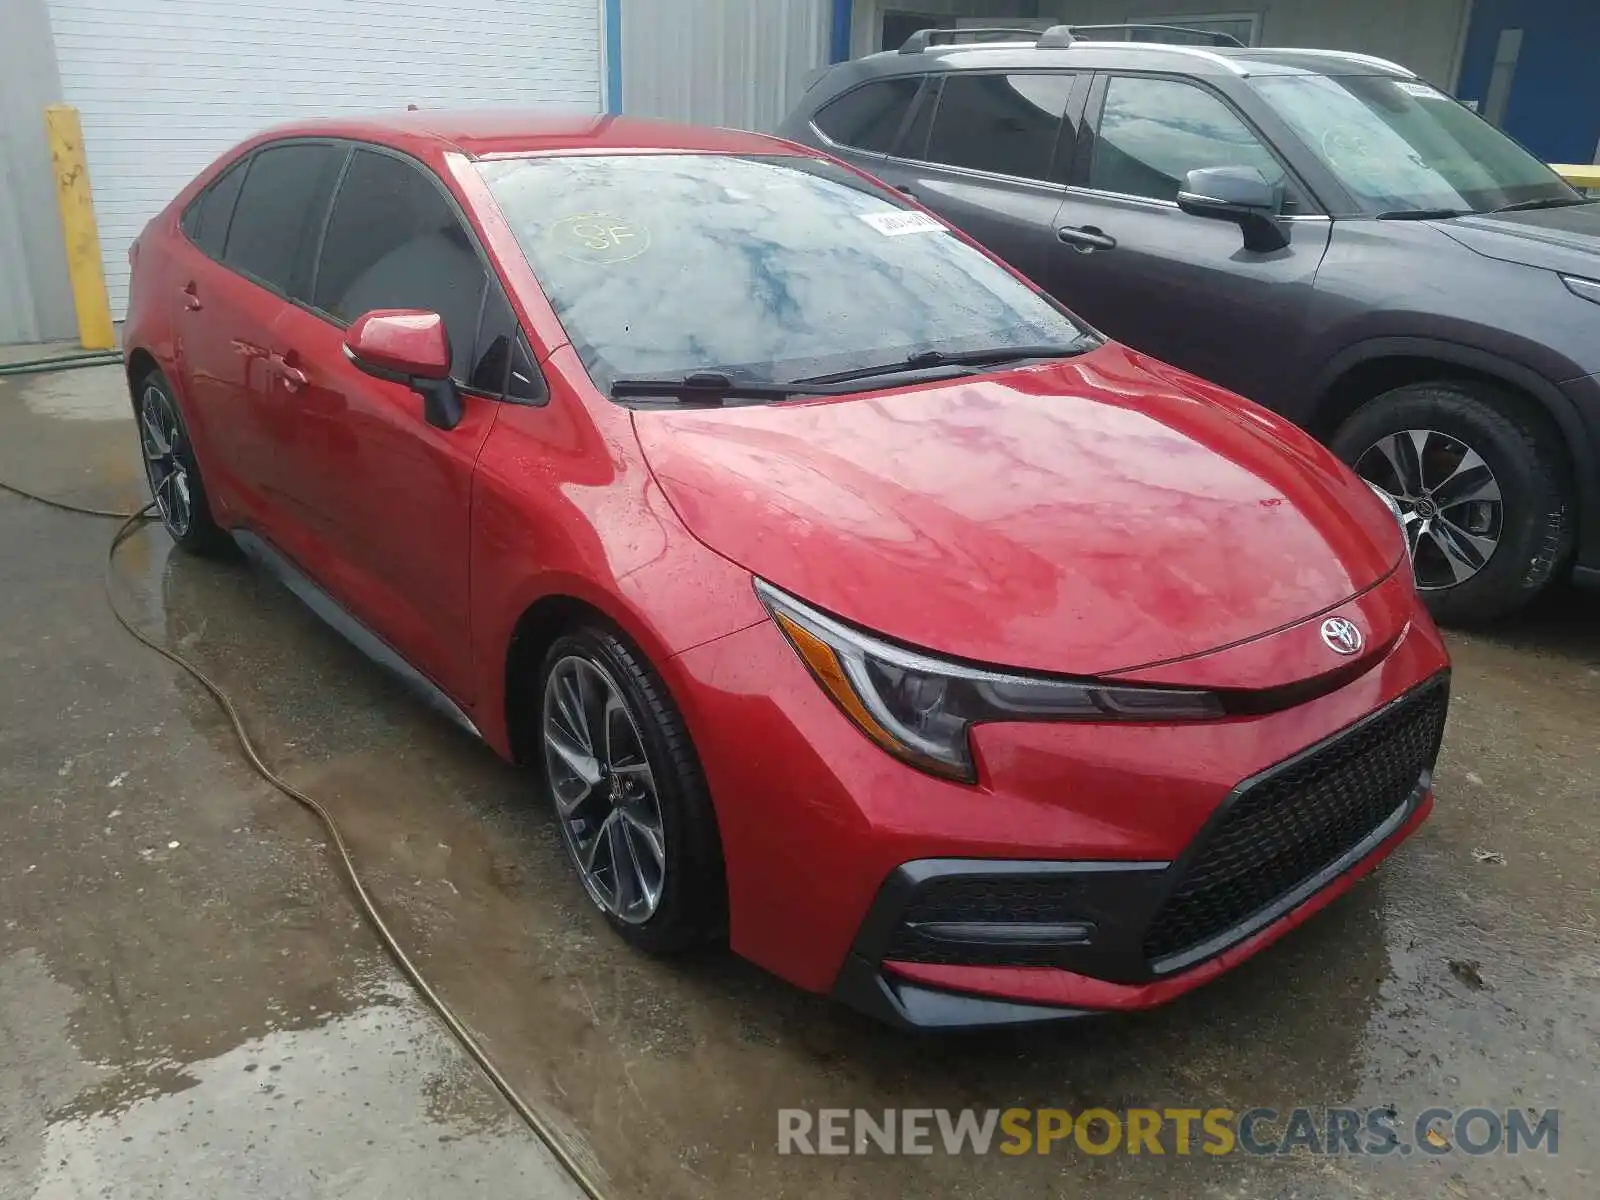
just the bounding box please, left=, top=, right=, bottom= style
left=43, top=104, right=115, bottom=351
left=1553, top=163, right=1600, bottom=191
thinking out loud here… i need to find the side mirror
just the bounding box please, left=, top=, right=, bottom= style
left=344, top=309, right=463, bottom=430
left=1177, top=167, right=1289, bottom=253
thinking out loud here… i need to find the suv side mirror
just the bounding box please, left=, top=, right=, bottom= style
left=1177, top=167, right=1289, bottom=253
left=344, top=309, right=463, bottom=430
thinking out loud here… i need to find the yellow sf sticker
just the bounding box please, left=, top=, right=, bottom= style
left=548, top=213, right=651, bottom=264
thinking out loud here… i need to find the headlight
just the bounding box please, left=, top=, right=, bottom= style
left=755, top=580, right=1223, bottom=782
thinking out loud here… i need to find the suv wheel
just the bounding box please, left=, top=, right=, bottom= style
left=535, top=623, right=726, bottom=953
left=1331, top=380, right=1571, bottom=624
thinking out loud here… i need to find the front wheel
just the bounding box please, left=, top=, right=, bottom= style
left=535, top=623, right=725, bottom=954
left=1331, top=381, right=1571, bottom=624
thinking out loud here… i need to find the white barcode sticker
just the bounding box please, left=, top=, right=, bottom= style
left=859, top=210, right=946, bottom=236
left=1395, top=80, right=1443, bottom=99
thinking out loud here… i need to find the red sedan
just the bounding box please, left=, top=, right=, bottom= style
left=123, top=112, right=1449, bottom=1029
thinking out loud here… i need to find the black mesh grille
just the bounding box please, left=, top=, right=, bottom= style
left=884, top=876, right=1101, bottom=966
left=1143, top=678, right=1449, bottom=965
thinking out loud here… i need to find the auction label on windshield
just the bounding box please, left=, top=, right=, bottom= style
left=858, top=210, right=946, bottom=236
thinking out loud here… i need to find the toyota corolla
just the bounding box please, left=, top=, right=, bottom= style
left=123, top=112, right=1449, bottom=1029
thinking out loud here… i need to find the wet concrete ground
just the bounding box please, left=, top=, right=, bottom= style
left=1, top=363, right=1595, bottom=1199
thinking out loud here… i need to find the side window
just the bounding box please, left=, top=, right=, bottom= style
left=1089, top=75, right=1287, bottom=203
left=222, top=143, right=343, bottom=295
left=181, top=159, right=248, bottom=260
left=469, top=284, right=546, bottom=402
left=313, top=148, right=488, bottom=383
left=813, top=77, right=921, bottom=153
left=897, top=78, right=937, bottom=160
left=925, top=73, right=1075, bottom=181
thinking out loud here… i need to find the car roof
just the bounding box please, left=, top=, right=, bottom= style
left=845, top=39, right=1417, bottom=82
left=249, top=110, right=804, bottom=160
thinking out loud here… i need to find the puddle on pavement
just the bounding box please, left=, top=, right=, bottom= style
left=0, top=366, right=146, bottom=512
left=1, top=950, right=589, bottom=1199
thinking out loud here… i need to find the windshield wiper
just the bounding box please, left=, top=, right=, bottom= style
left=610, top=372, right=846, bottom=403
left=793, top=342, right=1089, bottom=387
left=1483, top=195, right=1598, bottom=215
left=1373, top=208, right=1468, bottom=221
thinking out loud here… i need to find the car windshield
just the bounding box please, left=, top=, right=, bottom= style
left=1250, top=73, right=1577, bottom=214
left=476, top=153, right=1090, bottom=392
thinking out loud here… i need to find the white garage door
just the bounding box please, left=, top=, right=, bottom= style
left=46, top=0, right=603, bottom=316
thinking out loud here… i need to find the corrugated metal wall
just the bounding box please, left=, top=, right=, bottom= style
left=621, top=0, right=832, bottom=132
left=0, top=0, right=76, bottom=345
left=46, top=0, right=604, bottom=318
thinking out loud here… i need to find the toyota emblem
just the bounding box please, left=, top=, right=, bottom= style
left=1320, top=616, right=1364, bottom=656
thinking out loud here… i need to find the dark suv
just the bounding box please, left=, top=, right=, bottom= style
left=780, top=24, right=1600, bottom=622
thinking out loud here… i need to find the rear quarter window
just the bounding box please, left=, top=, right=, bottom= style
left=181, top=160, right=248, bottom=260
left=813, top=77, right=921, bottom=153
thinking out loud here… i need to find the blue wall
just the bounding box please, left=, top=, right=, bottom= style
left=831, top=0, right=853, bottom=63
left=1456, top=0, right=1600, bottom=163
left=605, top=0, right=623, bottom=113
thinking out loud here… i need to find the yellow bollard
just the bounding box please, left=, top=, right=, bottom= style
left=1552, top=163, right=1600, bottom=191
left=43, top=104, right=115, bottom=351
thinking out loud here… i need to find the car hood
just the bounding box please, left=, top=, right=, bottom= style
left=1436, top=203, right=1600, bottom=276
left=633, top=344, right=1405, bottom=678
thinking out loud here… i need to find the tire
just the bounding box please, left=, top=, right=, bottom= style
left=534, top=623, right=726, bottom=954
left=135, top=370, right=232, bottom=556
left=1330, top=380, right=1571, bottom=624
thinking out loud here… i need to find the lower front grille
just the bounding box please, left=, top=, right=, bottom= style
left=1143, top=676, right=1449, bottom=966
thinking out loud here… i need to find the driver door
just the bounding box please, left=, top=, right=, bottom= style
left=265, top=147, right=503, bottom=703
left=1049, top=72, right=1331, bottom=409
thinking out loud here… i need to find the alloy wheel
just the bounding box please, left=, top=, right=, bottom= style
left=542, top=655, right=667, bottom=924
left=138, top=385, right=193, bottom=537
left=1354, top=428, right=1503, bottom=590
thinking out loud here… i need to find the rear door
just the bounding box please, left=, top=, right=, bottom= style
left=871, top=71, right=1088, bottom=289
left=168, top=156, right=254, bottom=506
left=265, top=145, right=520, bottom=702
left=211, top=141, right=347, bottom=524
left=1048, top=72, right=1330, bottom=408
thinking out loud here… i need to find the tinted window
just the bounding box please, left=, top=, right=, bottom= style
left=182, top=160, right=248, bottom=259
left=1090, top=76, right=1284, bottom=202
left=898, top=79, right=937, bottom=159
left=314, top=148, right=488, bottom=382
left=223, top=143, right=343, bottom=294
left=477, top=154, right=1089, bottom=392
left=925, top=74, right=1073, bottom=180
left=468, top=283, right=544, bottom=401
left=814, top=78, right=920, bottom=153
left=506, top=336, right=545, bottom=403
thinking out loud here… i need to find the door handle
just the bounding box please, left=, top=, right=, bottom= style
left=181, top=283, right=202, bottom=311
left=269, top=351, right=308, bottom=391
left=1057, top=225, right=1118, bottom=252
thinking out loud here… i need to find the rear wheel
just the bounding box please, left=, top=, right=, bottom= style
left=535, top=623, right=725, bottom=953
left=136, top=371, right=230, bottom=555
left=1331, top=381, right=1570, bottom=623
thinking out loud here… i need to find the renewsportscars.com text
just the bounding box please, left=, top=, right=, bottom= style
left=778, top=1106, right=1559, bottom=1157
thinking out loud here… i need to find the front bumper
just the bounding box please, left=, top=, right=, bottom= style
left=666, top=586, right=1451, bottom=1025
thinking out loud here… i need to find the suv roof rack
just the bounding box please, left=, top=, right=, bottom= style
left=1065, top=23, right=1245, bottom=47
left=898, top=27, right=1045, bottom=54
left=898, top=22, right=1245, bottom=55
